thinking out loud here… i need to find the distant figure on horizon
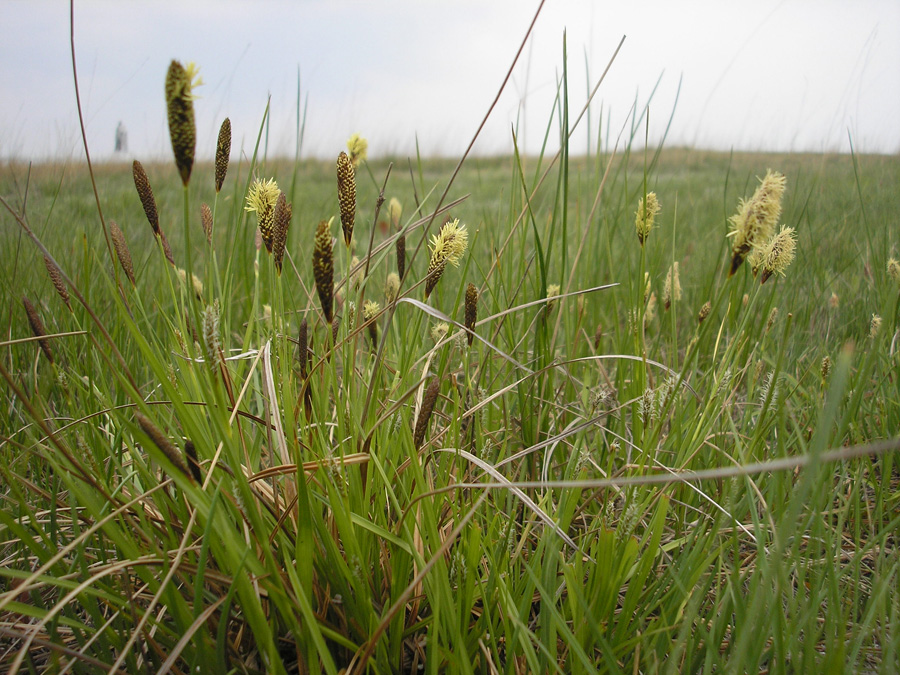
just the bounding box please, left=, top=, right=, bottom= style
left=115, top=122, right=128, bottom=154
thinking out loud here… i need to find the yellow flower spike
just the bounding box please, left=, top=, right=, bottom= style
left=635, top=192, right=661, bottom=246
left=347, top=133, right=368, bottom=168
left=425, top=219, right=468, bottom=298
left=757, top=226, right=797, bottom=284
left=728, top=169, right=786, bottom=275
left=244, top=178, right=280, bottom=253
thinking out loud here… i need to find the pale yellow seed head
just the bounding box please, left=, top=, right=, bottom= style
left=663, top=262, right=681, bottom=309
left=425, top=219, right=468, bottom=297
left=757, top=226, right=797, bottom=283
left=176, top=267, right=203, bottom=297
left=363, top=300, right=380, bottom=320
left=347, top=133, right=368, bottom=168
left=887, top=257, right=900, bottom=285
left=869, top=313, right=882, bottom=339
left=728, top=169, right=786, bottom=274
left=429, top=219, right=468, bottom=268
left=388, top=198, right=402, bottom=229
left=385, top=272, right=400, bottom=303
left=431, top=322, right=450, bottom=343
left=244, top=178, right=281, bottom=252
left=829, top=292, right=839, bottom=310
left=635, top=192, right=661, bottom=245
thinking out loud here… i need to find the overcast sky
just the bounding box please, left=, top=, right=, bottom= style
left=1, top=1, right=898, bottom=162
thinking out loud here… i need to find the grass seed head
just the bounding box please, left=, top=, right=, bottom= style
left=396, top=234, right=406, bottom=279
left=184, top=440, right=202, bottom=482
left=728, top=169, right=786, bottom=275
left=364, top=300, right=380, bottom=349
left=346, top=133, right=368, bottom=168
left=663, top=262, right=681, bottom=310
left=297, top=318, right=308, bottom=377
left=431, top=322, right=449, bottom=343
left=202, top=300, right=224, bottom=373
left=272, top=191, right=292, bottom=275
left=425, top=218, right=468, bottom=298
left=159, top=231, right=176, bottom=266
left=337, top=151, right=356, bottom=247
left=165, top=60, right=199, bottom=186
left=756, top=226, right=797, bottom=283
left=546, top=284, right=561, bottom=312
left=389, top=197, right=402, bottom=229
left=109, top=220, right=136, bottom=285
left=132, top=160, right=159, bottom=236
left=869, top=313, right=882, bottom=339
left=200, top=202, right=213, bottom=245
left=414, top=376, right=441, bottom=450
left=313, top=219, right=335, bottom=323
left=698, top=300, right=712, bottom=324
left=23, top=296, right=53, bottom=364
left=385, top=272, right=400, bottom=303
left=887, top=257, right=900, bottom=285
left=43, top=256, right=70, bottom=309
left=134, top=411, right=193, bottom=481
left=821, top=355, right=832, bottom=380
left=635, top=192, right=661, bottom=246
left=465, top=283, right=478, bottom=346
left=176, top=267, right=203, bottom=299
left=245, top=178, right=280, bottom=254
left=215, top=117, right=231, bottom=193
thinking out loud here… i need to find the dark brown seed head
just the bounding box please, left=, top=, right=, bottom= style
left=43, top=256, right=70, bottom=309
left=593, top=323, right=603, bottom=351
left=165, top=60, right=196, bottom=186
left=160, top=231, right=176, bottom=267
left=414, top=376, right=441, bottom=450
left=23, top=296, right=54, bottom=364
left=336, top=151, right=356, bottom=247
left=272, top=192, right=291, bottom=275
left=313, top=220, right=335, bottom=323
left=332, top=313, right=341, bottom=346
left=200, top=202, right=213, bottom=245
left=132, top=160, right=159, bottom=236
left=465, top=283, right=478, bottom=347
left=135, top=411, right=193, bottom=481
left=396, top=234, right=406, bottom=280
left=109, top=220, right=136, bottom=285
left=215, top=117, right=231, bottom=193
left=184, top=440, right=202, bottom=482
left=297, top=318, right=308, bottom=378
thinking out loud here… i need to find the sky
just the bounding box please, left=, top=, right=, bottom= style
left=1, top=0, right=898, bottom=162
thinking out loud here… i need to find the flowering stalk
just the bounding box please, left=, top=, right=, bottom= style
left=425, top=219, right=468, bottom=298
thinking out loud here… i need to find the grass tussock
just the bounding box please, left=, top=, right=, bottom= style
left=0, top=30, right=899, bottom=675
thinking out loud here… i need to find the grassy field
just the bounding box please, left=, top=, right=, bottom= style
left=1, top=88, right=899, bottom=673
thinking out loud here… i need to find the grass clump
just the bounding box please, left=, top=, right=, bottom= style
left=1, top=38, right=899, bottom=675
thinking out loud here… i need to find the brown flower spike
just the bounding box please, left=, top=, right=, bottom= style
left=109, top=220, right=136, bottom=285
left=200, top=203, right=213, bottom=245
left=215, top=117, right=231, bottom=193
left=337, top=151, right=356, bottom=247
left=43, top=256, right=70, bottom=309
left=132, top=160, right=160, bottom=236
left=135, top=411, right=193, bottom=481
left=414, top=376, right=441, bottom=450
left=272, top=192, right=292, bottom=275
left=165, top=60, right=197, bottom=186
left=465, top=283, right=478, bottom=346
left=313, top=219, right=335, bottom=323
left=23, top=296, right=54, bottom=364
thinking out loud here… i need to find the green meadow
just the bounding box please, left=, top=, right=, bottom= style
left=0, top=64, right=898, bottom=673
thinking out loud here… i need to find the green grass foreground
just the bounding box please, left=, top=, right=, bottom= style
left=1, top=140, right=899, bottom=674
